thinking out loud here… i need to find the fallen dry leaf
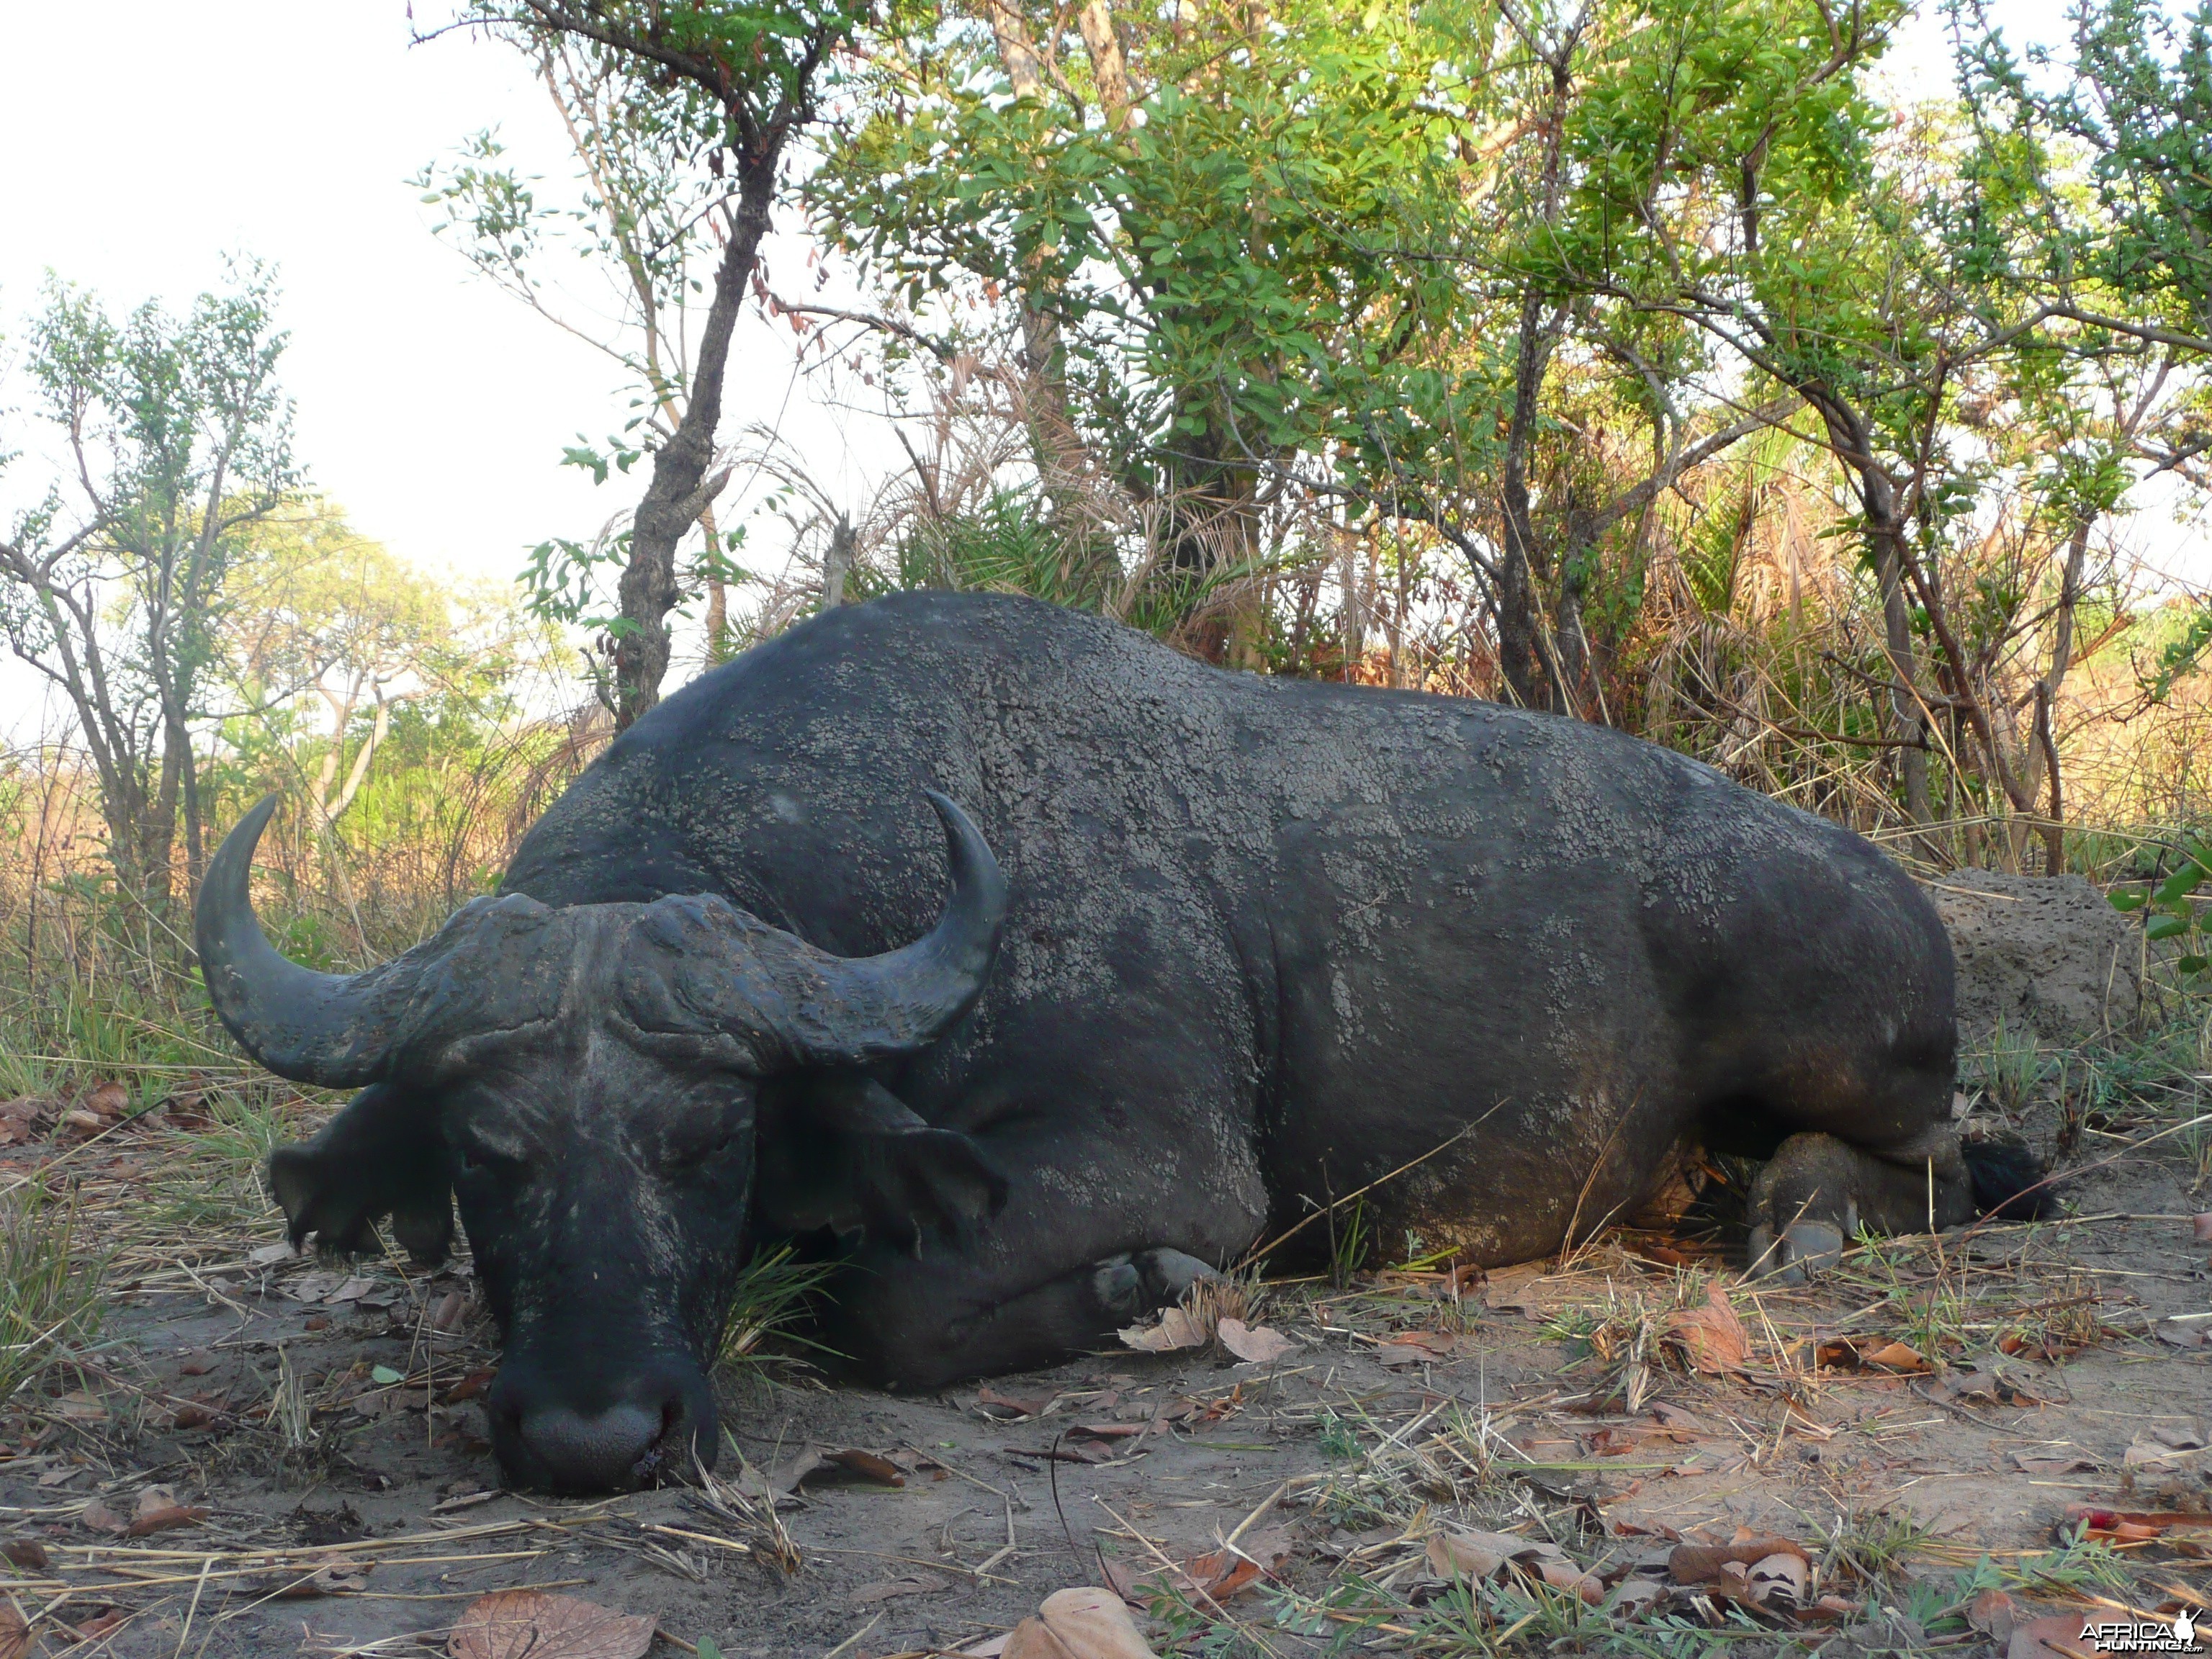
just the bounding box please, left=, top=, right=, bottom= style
left=1217, top=1318, right=1295, bottom=1364
left=2193, top=1213, right=2212, bottom=1244
left=2008, top=1613, right=2100, bottom=1659
left=0, top=1603, right=25, bottom=1659
left=2064, top=1503, right=2212, bottom=1541
left=441, top=1367, right=497, bottom=1405
left=448, top=1589, right=655, bottom=1659
left=1374, top=1329, right=1460, bottom=1366
left=1427, top=1528, right=1602, bottom=1604
left=978, top=1385, right=1058, bottom=1419
left=1668, top=1534, right=1810, bottom=1586
left=1004, top=1586, right=1159, bottom=1659
left=1662, top=1283, right=1750, bottom=1375
left=77, top=1499, right=127, bottom=1535
left=1, top=1539, right=46, bottom=1571
left=2013, top=1452, right=2098, bottom=1475
left=822, top=1447, right=906, bottom=1486
left=1604, top=1578, right=1668, bottom=1619
left=129, top=1501, right=207, bottom=1537
left=1744, top=1551, right=1807, bottom=1609
left=1971, top=1588, right=2023, bottom=1643
left=1865, top=1340, right=1933, bottom=1372
left=1118, top=1307, right=1206, bottom=1353
left=81, top=1080, right=127, bottom=1118
left=1103, top=1527, right=1292, bottom=1608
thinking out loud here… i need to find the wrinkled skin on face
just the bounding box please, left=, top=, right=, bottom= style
left=265, top=915, right=765, bottom=1490
left=206, top=795, right=1007, bottom=1494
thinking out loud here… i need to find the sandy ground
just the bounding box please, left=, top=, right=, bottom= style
left=0, top=1103, right=2204, bottom=1659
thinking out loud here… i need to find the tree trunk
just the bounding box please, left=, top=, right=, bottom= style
left=612, top=161, right=777, bottom=730
left=2033, top=513, right=2092, bottom=873
left=1496, top=292, right=1562, bottom=711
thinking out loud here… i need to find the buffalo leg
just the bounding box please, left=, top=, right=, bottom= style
left=1746, top=1129, right=1974, bottom=1280
left=823, top=1240, right=1223, bottom=1390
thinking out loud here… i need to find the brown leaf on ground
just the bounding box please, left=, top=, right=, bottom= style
left=978, top=1385, right=1058, bottom=1419
left=77, top=1499, right=127, bottom=1534
left=0, top=1602, right=26, bottom=1659
left=1744, top=1551, right=1807, bottom=1609
left=822, top=1448, right=906, bottom=1486
left=441, top=1368, right=497, bottom=1405
left=2008, top=1613, right=2101, bottom=1659
left=1970, top=1588, right=2023, bottom=1642
left=1004, top=1586, right=1159, bottom=1659
left=1604, top=1578, right=1668, bottom=1619
left=1427, top=1528, right=1602, bottom=1604
left=1118, top=1308, right=1207, bottom=1353
left=1817, top=1335, right=1933, bottom=1373
left=1662, top=1284, right=1750, bottom=1375
left=2193, top=1212, right=2212, bottom=1244
left=2064, top=1503, right=2212, bottom=1539
left=1104, top=1526, right=1292, bottom=1608
left=1217, top=1318, right=1295, bottom=1364
left=129, top=1502, right=207, bottom=1536
left=447, top=1589, right=655, bottom=1659
left=2014, top=1452, right=2098, bottom=1475
left=81, top=1081, right=127, bottom=1119
left=0, top=1098, right=49, bottom=1146
left=1668, top=1533, right=1810, bottom=1586
left=1375, top=1330, right=1461, bottom=1366
left=1, top=1540, right=46, bottom=1570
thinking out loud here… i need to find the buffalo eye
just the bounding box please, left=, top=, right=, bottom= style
left=449, top=1136, right=523, bottom=1182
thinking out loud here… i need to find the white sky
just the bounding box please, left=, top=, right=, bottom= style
left=0, top=0, right=876, bottom=602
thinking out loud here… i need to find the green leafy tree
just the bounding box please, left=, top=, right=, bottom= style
left=426, top=0, right=866, bottom=727
left=0, top=267, right=292, bottom=908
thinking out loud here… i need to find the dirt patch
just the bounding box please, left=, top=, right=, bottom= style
left=0, top=1084, right=2206, bottom=1657
left=1927, top=872, right=2140, bottom=1044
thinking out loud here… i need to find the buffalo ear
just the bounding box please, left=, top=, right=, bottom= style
left=760, top=1075, right=1007, bottom=1253
left=267, top=1083, right=453, bottom=1266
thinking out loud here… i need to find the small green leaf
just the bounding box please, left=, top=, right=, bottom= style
left=2108, top=889, right=2146, bottom=912
left=2179, top=955, right=2208, bottom=975
left=370, top=1365, right=404, bottom=1386
left=2157, top=866, right=2204, bottom=904
left=698, top=1641, right=724, bottom=1659
left=2146, top=913, right=2190, bottom=941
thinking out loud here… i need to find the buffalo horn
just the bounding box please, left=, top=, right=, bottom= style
left=195, top=796, right=410, bottom=1087
left=764, top=791, right=1008, bottom=1064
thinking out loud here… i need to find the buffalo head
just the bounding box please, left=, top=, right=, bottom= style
left=196, top=793, right=1007, bottom=1493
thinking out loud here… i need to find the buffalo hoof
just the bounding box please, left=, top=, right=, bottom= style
left=1092, top=1249, right=1219, bottom=1318
left=1091, top=1254, right=1145, bottom=1315
left=1747, top=1218, right=1847, bottom=1284
left=1135, top=1248, right=1218, bottom=1303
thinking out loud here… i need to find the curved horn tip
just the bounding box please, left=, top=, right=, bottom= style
left=922, top=791, right=1005, bottom=897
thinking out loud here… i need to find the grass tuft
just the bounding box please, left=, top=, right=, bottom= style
left=0, top=1179, right=109, bottom=1408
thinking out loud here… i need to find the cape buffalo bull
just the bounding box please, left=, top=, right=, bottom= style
left=197, top=591, right=2040, bottom=1493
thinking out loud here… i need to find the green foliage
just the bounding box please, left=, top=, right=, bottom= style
left=0, top=264, right=295, bottom=904
left=2108, top=830, right=2212, bottom=979
left=717, top=1243, right=840, bottom=1369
